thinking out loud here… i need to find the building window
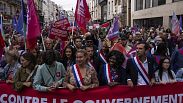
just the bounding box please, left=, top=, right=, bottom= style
left=0, top=2, right=2, bottom=12
left=108, top=2, right=110, bottom=15
left=135, top=0, right=143, bottom=11
left=173, top=0, right=183, bottom=2
left=152, top=0, right=166, bottom=7
left=145, top=0, right=150, bottom=8
left=112, top=1, right=113, bottom=14
left=10, top=6, right=12, bottom=15
left=3, top=3, right=6, bottom=13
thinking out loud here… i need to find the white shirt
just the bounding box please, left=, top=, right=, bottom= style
left=155, top=70, right=176, bottom=83
left=137, top=59, right=149, bottom=85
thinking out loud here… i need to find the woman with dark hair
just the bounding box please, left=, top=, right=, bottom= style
left=154, top=57, right=176, bottom=84
left=13, top=52, right=37, bottom=92
left=61, top=45, right=75, bottom=69
left=29, top=48, right=44, bottom=65
left=99, top=50, right=127, bottom=86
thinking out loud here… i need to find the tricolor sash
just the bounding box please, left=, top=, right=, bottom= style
left=99, top=51, right=107, bottom=64
left=179, top=49, right=183, bottom=55
left=103, top=64, right=112, bottom=83
left=88, top=62, right=94, bottom=68
left=72, top=64, right=84, bottom=87
left=132, top=56, right=150, bottom=85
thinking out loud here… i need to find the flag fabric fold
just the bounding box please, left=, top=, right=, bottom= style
left=12, top=16, right=17, bottom=30
left=179, top=16, right=182, bottom=32
left=107, top=17, right=119, bottom=41
left=0, top=15, right=5, bottom=39
left=171, top=12, right=180, bottom=36
left=0, top=30, right=5, bottom=59
left=75, top=0, right=91, bottom=33
left=26, top=0, right=41, bottom=50
left=101, top=22, right=110, bottom=28
left=16, top=0, right=27, bottom=36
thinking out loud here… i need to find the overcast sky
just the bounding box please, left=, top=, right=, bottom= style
left=51, top=0, right=77, bottom=11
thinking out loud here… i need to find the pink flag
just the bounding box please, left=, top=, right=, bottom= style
left=75, top=0, right=91, bottom=33
left=171, top=12, right=180, bottom=36
left=26, top=0, right=41, bottom=50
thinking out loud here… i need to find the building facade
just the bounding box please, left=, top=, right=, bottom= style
left=0, top=0, right=22, bottom=24
left=131, top=0, right=183, bottom=28
left=88, top=0, right=124, bottom=25
left=98, top=0, right=107, bottom=23
left=42, top=0, right=58, bottom=24
left=87, top=0, right=101, bottom=23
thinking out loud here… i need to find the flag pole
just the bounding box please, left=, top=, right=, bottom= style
left=71, top=7, right=74, bottom=43
left=41, top=26, right=46, bottom=52
left=71, top=20, right=74, bottom=43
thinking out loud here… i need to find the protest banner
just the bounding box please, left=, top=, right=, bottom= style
left=49, top=18, right=70, bottom=41
left=0, top=82, right=183, bottom=103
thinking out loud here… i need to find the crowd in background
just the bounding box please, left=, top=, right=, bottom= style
left=0, top=24, right=183, bottom=92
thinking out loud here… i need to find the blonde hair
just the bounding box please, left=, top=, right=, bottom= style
left=76, top=49, right=89, bottom=63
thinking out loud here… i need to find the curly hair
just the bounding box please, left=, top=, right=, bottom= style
left=107, top=50, right=125, bottom=68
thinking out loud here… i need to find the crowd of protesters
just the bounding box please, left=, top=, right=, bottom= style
left=0, top=24, right=183, bottom=92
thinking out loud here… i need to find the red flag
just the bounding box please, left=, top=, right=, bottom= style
left=0, top=30, right=5, bottom=59
left=26, top=0, right=41, bottom=50
left=75, top=0, right=91, bottom=33
left=101, top=22, right=110, bottom=28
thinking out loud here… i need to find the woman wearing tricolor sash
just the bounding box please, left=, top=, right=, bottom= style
left=63, top=49, right=99, bottom=91
left=99, top=50, right=127, bottom=86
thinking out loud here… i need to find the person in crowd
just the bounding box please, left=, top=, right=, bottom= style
left=154, top=57, right=176, bottom=84
left=126, top=41, right=156, bottom=87
left=63, top=49, right=99, bottom=91
left=29, top=48, right=44, bottom=65
left=33, top=50, right=66, bottom=92
left=134, top=32, right=143, bottom=44
left=73, top=36, right=84, bottom=51
left=127, top=33, right=134, bottom=47
left=98, top=31, right=111, bottom=51
left=44, top=37, right=62, bottom=62
left=98, top=40, right=110, bottom=64
left=153, top=43, right=168, bottom=64
left=176, top=68, right=183, bottom=82
left=13, top=52, right=37, bottom=92
left=61, top=45, right=75, bottom=69
left=85, top=46, right=99, bottom=70
left=0, top=49, right=20, bottom=83
left=99, top=50, right=127, bottom=86
left=150, top=35, right=164, bottom=55
left=171, top=46, right=183, bottom=74
left=177, top=34, right=183, bottom=49
left=85, top=35, right=98, bottom=51
left=118, top=34, right=132, bottom=52
left=146, top=30, right=156, bottom=43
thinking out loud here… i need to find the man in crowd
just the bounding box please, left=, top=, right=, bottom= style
left=126, top=41, right=156, bottom=87
left=44, top=37, right=62, bottom=62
